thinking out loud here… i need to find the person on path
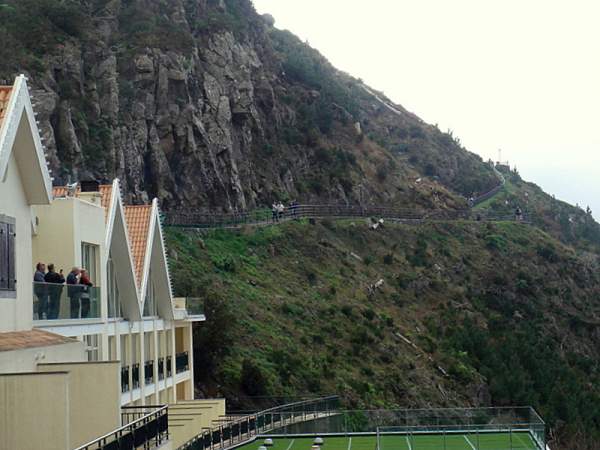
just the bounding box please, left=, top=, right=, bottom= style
left=277, top=202, right=285, bottom=220
left=272, top=202, right=279, bottom=222
left=44, top=264, right=65, bottom=320
left=33, top=263, right=47, bottom=319
left=515, top=206, right=523, bottom=221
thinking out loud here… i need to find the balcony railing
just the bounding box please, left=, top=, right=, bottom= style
left=185, top=297, right=204, bottom=316
left=176, top=351, right=189, bottom=373
left=132, top=363, right=140, bottom=389
left=166, top=356, right=172, bottom=378
left=144, top=360, right=154, bottom=384
left=33, top=281, right=100, bottom=321
left=121, top=366, right=130, bottom=393
left=74, top=405, right=169, bottom=450
left=158, top=359, right=164, bottom=381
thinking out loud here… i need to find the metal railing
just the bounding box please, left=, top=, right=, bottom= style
left=121, top=365, right=130, bottom=393
left=74, top=405, right=169, bottom=450
left=176, top=351, right=189, bottom=373
left=33, top=281, right=101, bottom=321
left=144, top=360, right=154, bottom=384
left=178, top=396, right=340, bottom=450
left=165, top=204, right=529, bottom=229
left=132, top=363, right=140, bottom=389
left=260, top=406, right=545, bottom=450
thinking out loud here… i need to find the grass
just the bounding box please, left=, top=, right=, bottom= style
left=237, top=434, right=538, bottom=450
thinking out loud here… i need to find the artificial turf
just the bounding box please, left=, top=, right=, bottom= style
left=237, top=433, right=539, bottom=450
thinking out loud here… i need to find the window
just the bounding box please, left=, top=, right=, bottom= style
left=0, top=215, right=16, bottom=297
left=143, top=270, right=158, bottom=317
left=107, top=255, right=121, bottom=318
left=81, top=242, right=98, bottom=284
left=84, top=334, right=100, bottom=361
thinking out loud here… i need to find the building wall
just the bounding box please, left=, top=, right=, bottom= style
left=0, top=341, right=85, bottom=372
left=0, top=371, right=71, bottom=450
left=0, top=154, right=35, bottom=332
left=38, top=361, right=121, bottom=449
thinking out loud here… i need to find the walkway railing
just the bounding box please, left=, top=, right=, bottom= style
left=178, top=395, right=340, bottom=450
left=165, top=205, right=528, bottom=229
left=74, top=405, right=169, bottom=450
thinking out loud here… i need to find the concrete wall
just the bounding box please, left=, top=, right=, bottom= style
left=168, top=399, right=227, bottom=448
left=0, top=340, right=85, bottom=372
left=38, top=361, right=121, bottom=448
left=0, top=154, right=35, bottom=332
left=0, top=371, right=71, bottom=450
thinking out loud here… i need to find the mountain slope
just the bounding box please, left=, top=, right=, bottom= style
left=166, top=220, right=600, bottom=450
left=0, top=0, right=495, bottom=211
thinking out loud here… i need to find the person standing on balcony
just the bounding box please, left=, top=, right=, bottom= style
left=79, top=268, right=93, bottom=319
left=33, top=263, right=47, bottom=319
left=44, top=264, right=65, bottom=320
left=67, top=267, right=81, bottom=319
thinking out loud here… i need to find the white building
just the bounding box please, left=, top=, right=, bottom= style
left=0, top=76, right=224, bottom=449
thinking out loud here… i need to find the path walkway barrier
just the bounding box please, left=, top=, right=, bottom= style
left=178, top=396, right=340, bottom=450
left=165, top=204, right=529, bottom=230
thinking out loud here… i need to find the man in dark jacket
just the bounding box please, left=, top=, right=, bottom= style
left=44, top=264, right=65, bottom=319
left=67, top=267, right=81, bottom=319
left=33, top=263, right=47, bottom=319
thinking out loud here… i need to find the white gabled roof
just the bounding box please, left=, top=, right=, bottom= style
left=105, top=179, right=142, bottom=321
left=0, top=75, right=52, bottom=204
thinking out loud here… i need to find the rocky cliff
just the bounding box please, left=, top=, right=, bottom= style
left=0, top=0, right=497, bottom=211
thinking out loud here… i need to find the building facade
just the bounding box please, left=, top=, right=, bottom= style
left=0, top=76, right=220, bottom=449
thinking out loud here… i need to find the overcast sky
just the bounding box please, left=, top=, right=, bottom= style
left=253, top=0, right=600, bottom=219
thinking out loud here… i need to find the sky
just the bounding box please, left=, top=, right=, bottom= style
left=253, top=0, right=600, bottom=219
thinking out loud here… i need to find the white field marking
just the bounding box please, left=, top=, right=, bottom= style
left=285, top=440, right=295, bottom=450
left=514, top=432, right=528, bottom=449
left=405, top=435, right=412, bottom=450
left=347, top=437, right=352, bottom=450
left=464, top=435, right=476, bottom=450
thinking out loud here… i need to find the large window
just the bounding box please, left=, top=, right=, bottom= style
left=0, top=215, right=16, bottom=297
left=81, top=242, right=98, bottom=284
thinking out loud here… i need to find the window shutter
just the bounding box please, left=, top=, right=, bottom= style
left=0, top=223, right=7, bottom=290
left=7, top=223, right=15, bottom=290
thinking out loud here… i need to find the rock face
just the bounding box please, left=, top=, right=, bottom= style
left=1, top=0, right=497, bottom=211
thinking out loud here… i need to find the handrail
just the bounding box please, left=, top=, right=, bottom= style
left=73, top=405, right=169, bottom=450
left=165, top=204, right=530, bottom=229
left=178, top=395, right=339, bottom=450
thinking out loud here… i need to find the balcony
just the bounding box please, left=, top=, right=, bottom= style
left=176, top=351, right=189, bottom=374
left=121, top=366, right=130, bottom=393
left=166, top=356, right=172, bottom=378
left=173, top=297, right=205, bottom=321
left=144, top=360, right=154, bottom=384
left=33, top=282, right=100, bottom=321
left=132, top=363, right=140, bottom=389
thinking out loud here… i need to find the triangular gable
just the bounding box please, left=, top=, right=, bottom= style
left=139, top=200, right=175, bottom=320
left=105, top=180, right=142, bottom=321
left=0, top=75, right=52, bottom=204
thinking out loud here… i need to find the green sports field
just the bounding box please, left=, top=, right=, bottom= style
left=237, top=433, right=539, bottom=450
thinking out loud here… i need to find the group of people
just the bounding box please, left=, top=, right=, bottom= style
left=271, top=200, right=299, bottom=222
left=33, top=263, right=94, bottom=320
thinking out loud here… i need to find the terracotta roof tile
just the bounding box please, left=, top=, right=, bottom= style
left=0, top=329, right=77, bottom=352
left=52, top=184, right=113, bottom=222
left=0, top=86, right=13, bottom=130
left=125, top=205, right=152, bottom=285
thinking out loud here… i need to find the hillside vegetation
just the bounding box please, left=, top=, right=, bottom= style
left=167, top=220, right=600, bottom=450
